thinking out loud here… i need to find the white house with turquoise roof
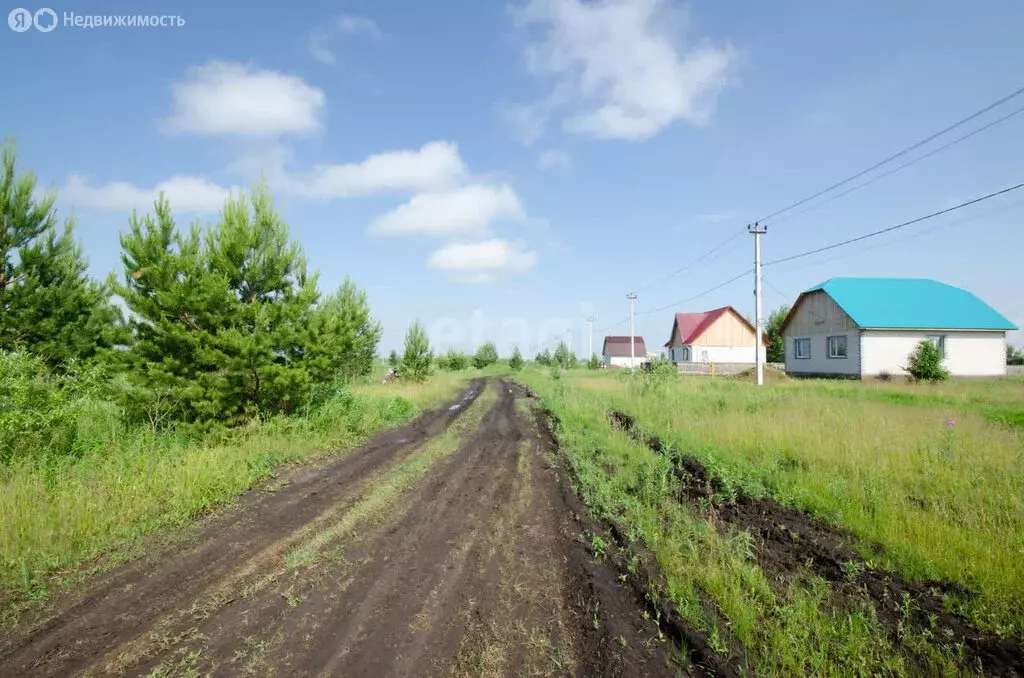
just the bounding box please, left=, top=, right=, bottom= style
left=780, top=278, right=1017, bottom=379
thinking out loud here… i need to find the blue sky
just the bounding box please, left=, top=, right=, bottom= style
left=3, top=0, right=1023, bottom=355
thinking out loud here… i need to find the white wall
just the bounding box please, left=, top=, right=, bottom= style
left=604, top=355, right=649, bottom=368
left=861, top=330, right=1007, bottom=377
left=784, top=330, right=861, bottom=376
left=670, top=345, right=766, bottom=364
left=689, top=345, right=763, bottom=364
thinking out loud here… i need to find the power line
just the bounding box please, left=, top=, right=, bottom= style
left=784, top=196, right=1024, bottom=273
left=756, top=84, right=1024, bottom=224
left=636, top=269, right=753, bottom=317
left=771, top=101, right=1024, bottom=226
left=764, top=181, right=1024, bottom=267
left=633, top=228, right=746, bottom=294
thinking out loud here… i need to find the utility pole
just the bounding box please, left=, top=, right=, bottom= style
left=748, top=222, right=767, bottom=387
left=627, top=292, right=637, bottom=370
left=585, top=316, right=594, bottom=359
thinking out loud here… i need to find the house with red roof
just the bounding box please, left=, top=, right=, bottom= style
left=664, top=306, right=766, bottom=364
left=601, top=336, right=648, bottom=368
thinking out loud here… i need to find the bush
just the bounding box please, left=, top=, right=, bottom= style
left=905, top=340, right=949, bottom=382
left=1008, top=344, right=1024, bottom=366
left=387, top=349, right=399, bottom=369
left=437, top=349, right=468, bottom=372
left=553, top=341, right=577, bottom=369
left=632, top=356, right=677, bottom=395
left=473, top=341, right=499, bottom=369
left=508, top=347, right=524, bottom=372
left=0, top=351, right=77, bottom=464
left=400, top=320, right=433, bottom=382
left=587, top=353, right=601, bottom=370
left=535, top=349, right=552, bottom=366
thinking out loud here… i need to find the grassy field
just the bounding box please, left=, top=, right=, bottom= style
left=0, top=371, right=468, bottom=626
left=518, top=366, right=1024, bottom=675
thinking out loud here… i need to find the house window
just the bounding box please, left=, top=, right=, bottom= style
left=926, top=334, right=946, bottom=358
left=681, top=346, right=691, bottom=362
left=794, top=338, right=811, bottom=359
left=827, top=335, right=847, bottom=359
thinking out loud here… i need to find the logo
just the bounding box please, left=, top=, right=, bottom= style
left=8, top=7, right=32, bottom=31
left=33, top=7, right=55, bottom=31
left=8, top=6, right=55, bottom=31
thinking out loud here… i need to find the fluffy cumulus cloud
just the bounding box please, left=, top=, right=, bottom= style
left=510, top=0, right=735, bottom=141
left=370, top=184, right=524, bottom=237
left=309, top=14, right=383, bottom=65
left=427, top=239, right=538, bottom=284
left=61, top=174, right=235, bottom=213
left=286, top=142, right=468, bottom=198
left=164, top=61, right=326, bottom=137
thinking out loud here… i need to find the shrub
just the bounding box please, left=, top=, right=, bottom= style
left=1008, top=344, right=1024, bottom=366
left=400, top=320, right=433, bottom=382
left=508, top=347, right=524, bottom=372
left=0, top=352, right=78, bottom=464
left=473, top=341, right=499, bottom=369
left=387, top=350, right=399, bottom=369
left=553, top=341, right=577, bottom=369
left=587, top=353, right=601, bottom=370
left=905, top=340, right=949, bottom=382
left=437, top=349, right=468, bottom=372
left=535, top=349, right=552, bottom=366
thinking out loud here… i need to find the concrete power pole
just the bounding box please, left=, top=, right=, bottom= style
left=585, top=316, right=595, bottom=359
left=748, top=222, right=767, bottom=386
left=627, top=292, right=638, bottom=370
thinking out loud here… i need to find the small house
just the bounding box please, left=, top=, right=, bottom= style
left=602, top=336, right=648, bottom=368
left=663, top=306, right=766, bottom=364
left=780, top=277, right=1017, bottom=378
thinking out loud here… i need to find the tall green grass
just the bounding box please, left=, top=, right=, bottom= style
left=518, top=369, right=959, bottom=675
left=0, top=366, right=466, bottom=626
left=534, top=368, right=1024, bottom=641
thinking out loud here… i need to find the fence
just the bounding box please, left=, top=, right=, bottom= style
left=675, top=362, right=767, bottom=376
left=1009, top=365, right=1024, bottom=377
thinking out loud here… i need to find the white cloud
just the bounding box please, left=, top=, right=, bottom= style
left=165, top=61, right=326, bottom=137
left=510, top=0, right=735, bottom=141
left=286, top=141, right=468, bottom=198
left=62, top=174, right=234, bottom=213
left=538, top=149, right=571, bottom=170
left=309, top=14, right=383, bottom=65
left=427, top=239, right=538, bottom=283
left=370, top=184, right=524, bottom=237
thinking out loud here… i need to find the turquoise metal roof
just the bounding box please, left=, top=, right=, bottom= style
left=804, top=278, right=1017, bottom=330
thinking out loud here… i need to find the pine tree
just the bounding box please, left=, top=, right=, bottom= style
left=304, top=277, right=381, bottom=385
left=473, top=341, right=498, bottom=369
left=535, top=348, right=552, bottom=366
left=203, top=184, right=319, bottom=420
left=587, top=353, right=601, bottom=369
left=553, top=341, right=576, bottom=369
left=114, top=197, right=230, bottom=424
left=388, top=349, right=399, bottom=369
left=0, top=141, right=120, bottom=368
left=401, top=320, right=433, bottom=381
left=508, top=347, right=524, bottom=371
left=117, top=185, right=322, bottom=424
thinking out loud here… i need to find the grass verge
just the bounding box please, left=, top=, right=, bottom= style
left=517, top=368, right=1005, bottom=675
left=0, top=374, right=467, bottom=627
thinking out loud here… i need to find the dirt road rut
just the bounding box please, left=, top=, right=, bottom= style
left=0, top=380, right=683, bottom=677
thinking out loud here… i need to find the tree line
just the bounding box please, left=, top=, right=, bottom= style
left=0, top=142, right=381, bottom=433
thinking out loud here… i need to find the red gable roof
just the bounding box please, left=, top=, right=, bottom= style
left=602, top=335, right=647, bottom=357
left=664, top=306, right=764, bottom=346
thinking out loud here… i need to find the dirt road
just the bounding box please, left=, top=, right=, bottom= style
left=0, top=379, right=683, bottom=677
